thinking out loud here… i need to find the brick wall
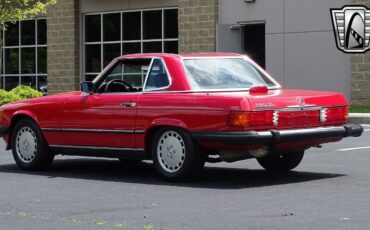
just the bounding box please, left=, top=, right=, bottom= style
left=351, top=0, right=370, bottom=104
left=47, top=0, right=80, bottom=94
left=178, top=0, right=219, bottom=53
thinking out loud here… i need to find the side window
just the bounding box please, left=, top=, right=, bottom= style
left=97, top=58, right=151, bottom=93
left=144, top=59, right=170, bottom=91
left=104, top=64, right=124, bottom=82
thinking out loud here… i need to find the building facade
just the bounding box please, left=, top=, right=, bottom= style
left=1, top=0, right=369, bottom=104
left=351, top=0, right=370, bottom=104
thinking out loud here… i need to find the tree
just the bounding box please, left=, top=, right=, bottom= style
left=0, top=0, right=56, bottom=30
left=0, top=0, right=56, bottom=89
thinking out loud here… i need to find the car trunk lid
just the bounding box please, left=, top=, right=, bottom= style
left=247, top=89, right=347, bottom=110
left=246, top=89, right=348, bottom=129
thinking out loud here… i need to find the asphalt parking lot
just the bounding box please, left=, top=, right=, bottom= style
left=0, top=125, right=369, bottom=230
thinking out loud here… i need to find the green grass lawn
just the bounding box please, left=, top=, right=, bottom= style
left=350, top=105, right=370, bottom=113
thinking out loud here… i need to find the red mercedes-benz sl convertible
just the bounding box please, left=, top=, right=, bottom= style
left=0, top=53, right=363, bottom=180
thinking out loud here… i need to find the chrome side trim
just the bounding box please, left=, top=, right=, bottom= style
left=42, top=128, right=145, bottom=134
left=42, top=128, right=60, bottom=132
left=60, top=129, right=135, bottom=134
left=49, top=144, right=144, bottom=152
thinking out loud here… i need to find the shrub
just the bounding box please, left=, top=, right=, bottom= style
left=0, top=85, right=42, bottom=106
left=10, top=85, right=43, bottom=100
left=0, top=90, right=22, bottom=105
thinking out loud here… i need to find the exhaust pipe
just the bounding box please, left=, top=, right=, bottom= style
left=219, top=147, right=269, bottom=163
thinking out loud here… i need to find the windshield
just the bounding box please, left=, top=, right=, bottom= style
left=183, top=58, right=277, bottom=90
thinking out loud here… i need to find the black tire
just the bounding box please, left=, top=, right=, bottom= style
left=257, top=150, right=304, bottom=172
left=11, top=119, right=54, bottom=170
left=152, top=127, right=205, bottom=181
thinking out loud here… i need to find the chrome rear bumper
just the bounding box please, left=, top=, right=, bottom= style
left=191, top=123, right=363, bottom=145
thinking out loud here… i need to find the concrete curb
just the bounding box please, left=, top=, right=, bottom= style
left=349, top=113, right=370, bottom=124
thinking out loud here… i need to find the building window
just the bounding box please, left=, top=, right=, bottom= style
left=83, top=8, right=178, bottom=81
left=1, top=19, right=47, bottom=91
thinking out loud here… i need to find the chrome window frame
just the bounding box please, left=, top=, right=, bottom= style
left=91, top=56, right=172, bottom=93
left=143, top=58, right=172, bottom=92
left=91, top=57, right=153, bottom=93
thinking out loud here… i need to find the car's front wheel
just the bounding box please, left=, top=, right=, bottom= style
left=152, top=127, right=205, bottom=180
left=256, top=150, right=304, bottom=172
left=11, top=119, right=54, bottom=170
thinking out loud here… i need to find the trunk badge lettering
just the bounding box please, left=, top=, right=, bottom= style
left=255, top=102, right=276, bottom=108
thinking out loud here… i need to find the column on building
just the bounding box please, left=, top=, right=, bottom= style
left=178, top=0, right=219, bottom=53
left=47, top=0, right=80, bottom=94
left=351, top=0, right=370, bottom=104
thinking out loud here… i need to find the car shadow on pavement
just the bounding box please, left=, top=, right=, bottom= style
left=0, top=158, right=345, bottom=189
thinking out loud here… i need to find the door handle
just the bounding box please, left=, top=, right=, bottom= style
left=121, top=102, right=136, bottom=107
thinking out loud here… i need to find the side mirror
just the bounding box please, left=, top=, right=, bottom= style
left=80, top=81, right=94, bottom=94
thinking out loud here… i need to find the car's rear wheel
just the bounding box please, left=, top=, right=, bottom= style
left=256, top=150, right=304, bottom=172
left=11, top=119, right=54, bottom=170
left=152, top=127, right=205, bottom=181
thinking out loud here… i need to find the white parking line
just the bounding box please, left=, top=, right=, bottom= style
left=338, top=146, right=370, bottom=152
left=359, top=125, right=370, bottom=131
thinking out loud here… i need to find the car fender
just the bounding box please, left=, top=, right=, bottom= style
left=147, top=118, right=188, bottom=131
left=141, top=118, right=189, bottom=152
left=12, top=110, right=40, bottom=125
left=2, top=110, right=40, bottom=150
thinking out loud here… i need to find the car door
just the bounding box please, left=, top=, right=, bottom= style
left=61, top=58, right=151, bottom=148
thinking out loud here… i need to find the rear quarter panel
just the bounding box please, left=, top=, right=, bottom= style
left=135, top=92, right=251, bottom=148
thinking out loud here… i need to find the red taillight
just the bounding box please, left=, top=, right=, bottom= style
left=249, top=111, right=274, bottom=127
left=321, top=106, right=349, bottom=124
left=277, top=110, right=320, bottom=128
left=228, top=106, right=348, bottom=129
left=228, top=111, right=250, bottom=127
left=228, top=111, right=274, bottom=128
